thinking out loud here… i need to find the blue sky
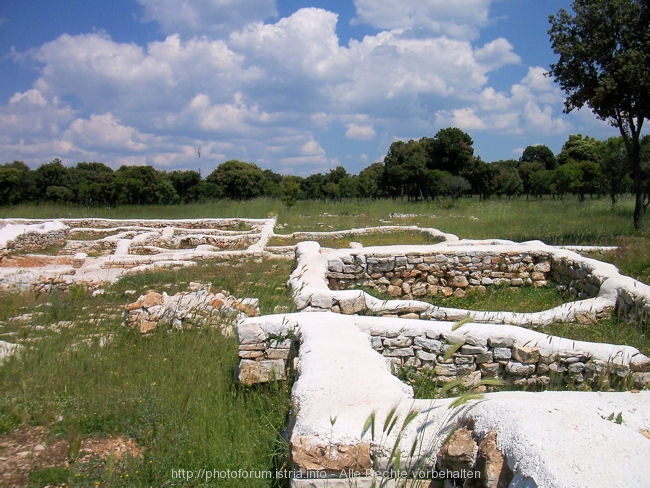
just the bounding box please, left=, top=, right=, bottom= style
left=0, top=0, right=621, bottom=176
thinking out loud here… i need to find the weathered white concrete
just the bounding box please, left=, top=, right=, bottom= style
left=289, top=240, right=650, bottom=327
left=0, top=218, right=277, bottom=290
left=280, top=312, right=650, bottom=488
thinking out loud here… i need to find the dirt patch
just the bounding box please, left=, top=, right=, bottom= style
left=0, top=255, right=73, bottom=268
left=0, top=426, right=142, bottom=487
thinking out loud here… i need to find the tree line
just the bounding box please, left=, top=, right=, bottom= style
left=0, top=128, right=648, bottom=208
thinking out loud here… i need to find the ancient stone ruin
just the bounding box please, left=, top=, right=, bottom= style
left=1, top=218, right=650, bottom=487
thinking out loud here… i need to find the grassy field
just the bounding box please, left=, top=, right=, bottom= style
left=0, top=194, right=649, bottom=486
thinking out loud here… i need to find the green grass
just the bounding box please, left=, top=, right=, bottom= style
left=361, top=284, right=569, bottom=313
left=1, top=194, right=649, bottom=484
left=268, top=229, right=445, bottom=248
left=0, top=259, right=294, bottom=487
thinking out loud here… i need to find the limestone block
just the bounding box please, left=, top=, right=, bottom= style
left=310, top=292, right=333, bottom=310
left=492, top=348, right=512, bottom=360
left=267, top=348, right=291, bottom=360
left=142, top=291, right=164, bottom=308
left=387, top=285, right=402, bottom=297
left=511, top=345, right=541, bottom=364
left=417, top=350, right=437, bottom=362
left=630, top=355, right=650, bottom=372
left=454, top=354, right=475, bottom=365
left=461, top=344, right=488, bottom=355
left=338, top=293, right=366, bottom=315
left=328, top=259, right=344, bottom=273
left=480, top=363, right=501, bottom=378
left=139, top=320, right=157, bottom=334
left=237, top=321, right=267, bottom=345
left=383, top=347, right=414, bottom=357
left=506, top=362, right=536, bottom=376
left=414, top=336, right=442, bottom=353
left=291, top=436, right=371, bottom=473
left=568, top=362, right=585, bottom=374
left=235, top=298, right=260, bottom=317
left=451, top=275, right=469, bottom=288
left=238, top=359, right=286, bottom=384
left=434, top=363, right=457, bottom=376
left=475, top=352, right=494, bottom=364
left=436, top=427, right=477, bottom=471
left=383, top=336, right=412, bottom=348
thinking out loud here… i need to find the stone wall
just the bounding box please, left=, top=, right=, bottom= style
left=5, top=227, right=68, bottom=254
left=236, top=314, right=299, bottom=385
left=124, top=285, right=260, bottom=336
left=237, top=313, right=650, bottom=389
left=327, top=250, right=557, bottom=300
left=326, top=249, right=610, bottom=303
left=369, top=325, right=650, bottom=390
left=288, top=241, right=640, bottom=327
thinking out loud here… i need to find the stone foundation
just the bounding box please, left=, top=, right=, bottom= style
left=289, top=240, right=650, bottom=327
left=237, top=313, right=650, bottom=389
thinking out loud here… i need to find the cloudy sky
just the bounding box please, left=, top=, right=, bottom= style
left=0, top=0, right=620, bottom=176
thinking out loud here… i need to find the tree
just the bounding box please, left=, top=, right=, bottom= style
left=521, top=144, right=558, bottom=170
left=358, top=162, right=384, bottom=199
left=382, top=140, right=428, bottom=200
left=424, top=128, right=475, bottom=175
left=206, top=160, right=265, bottom=200
left=548, top=0, right=650, bottom=229
left=493, top=161, right=523, bottom=198
left=34, top=159, right=72, bottom=201
left=601, top=137, right=633, bottom=204
left=168, top=170, right=201, bottom=203
left=557, top=134, right=602, bottom=166
left=280, top=176, right=302, bottom=207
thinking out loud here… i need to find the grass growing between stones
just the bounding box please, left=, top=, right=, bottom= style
left=0, top=258, right=294, bottom=487
left=361, top=284, right=569, bottom=314
left=268, top=229, right=444, bottom=248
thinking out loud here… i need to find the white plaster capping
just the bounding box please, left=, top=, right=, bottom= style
left=0, top=220, right=69, bottom=249
left=272, top=225, right=459, bottom=244
left=289, top=240, right=649, bottom=327
left=0, top=340, right=22, bottom=364
left=276, top=312, right=650, bottom=487
left=0, top=218, right=278, bottom=290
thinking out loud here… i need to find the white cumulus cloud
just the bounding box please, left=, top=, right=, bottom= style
left=353, top=0, right=492, bottom=40
left=137, top=0, right=277, bottom=36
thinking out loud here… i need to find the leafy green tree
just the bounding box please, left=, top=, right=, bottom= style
left=493, top=161, right=523, bottom=198
left=301, top=173, right=325, bottom=200
left=462, top=158, right=497, bottom=199
left=114, top=165, right=160, bottom=205
left=34, top=159, right=72, bottom=202
left=155, top=178, right=180, bottom=205
left=601, top=137, right=633, bottom=204
left=0, top=161, right=34, bottom=204
left=553, top=162, right=583, bottom=200
left=280, top=176, right=302, bottom=207
left=69, top=162, right=116, bottom=206
left=0, top=166, right=23, bottom=205
left=557, top=134, right=603, bottom=166
left=549, top=0, right=650, bottom=229
left=424, top=128, right=475, bottom=175
left=357, top=162, right=384, bottom=199
left=518, top=161, right=545, bottom=198
left=321, top=181, right=340, bottom=201
left=440, top=174, right=471, bottom=201
left=529, top=169, right=555, bottom=200
left=168, top=170, right=201, bottom=203
left=262, top=169, right=283, bottom=198
left=521, top=144, right=558, bottom=170
left=382, top=140, right=428, bottom=200
left=206, top=160, right=265, bottom=200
